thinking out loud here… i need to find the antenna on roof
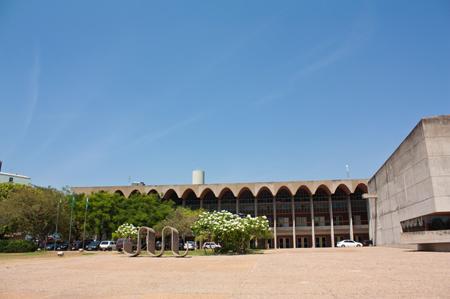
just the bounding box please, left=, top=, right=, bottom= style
left=345, top=164, right=350, bottom=179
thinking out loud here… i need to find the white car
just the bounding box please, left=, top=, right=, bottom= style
left=99, top=240, right=116, bottom=251
left=184, top=241, right=197, bottom=250
left=336, top=240, right=363, bottom=248
left=202, top=242, right=221, bottom=249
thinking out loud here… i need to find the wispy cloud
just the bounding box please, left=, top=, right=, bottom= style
left=4, top=45, right=41, bottom=161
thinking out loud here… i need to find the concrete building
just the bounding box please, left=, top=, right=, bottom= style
left=72, top=115, right=450, bottom=250
left=72, top=179, right=369, bottom=249
left=368, top=115, right=450, bottom=251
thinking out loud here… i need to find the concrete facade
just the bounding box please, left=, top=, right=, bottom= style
left=368, top=115, right=450, bottom=249
left=72, top=179, right=370, bottom=249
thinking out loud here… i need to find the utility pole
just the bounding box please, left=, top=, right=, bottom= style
left=68, top=195, right=75, bottom=250
left=82, top=197, right=89, bottom=250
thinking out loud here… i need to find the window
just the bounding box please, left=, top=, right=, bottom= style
left=354, top=215, right=361, bottom=225
left=314, top=216, right=325, bottom=226
left=296, top=217, right=307, bottom=227
left=335, top=216, right=343, bottom=225
left=278, top=217, right=289, bottom=227
left=8, top=177, right=13, bottom=183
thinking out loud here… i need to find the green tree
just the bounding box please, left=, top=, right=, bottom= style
left=154, top=207, right=202, bottom=241
left=0, top=185, right=69, bottom=241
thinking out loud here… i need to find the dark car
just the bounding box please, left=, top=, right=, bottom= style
left=85, top=241, right=101, bottom=251
left=56, top=242, right=69, bottom=251
left=71, top=241, right=83, bottom=251
left=116, top=238, right=125, bottom=252
left=45, top=243, right=56, bottom=250
left=362, top=239, right=373, bottom=246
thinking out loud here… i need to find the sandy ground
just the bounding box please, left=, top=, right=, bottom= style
left=0, top=247, right=449, bottom=299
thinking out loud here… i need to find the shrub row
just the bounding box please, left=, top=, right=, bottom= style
left=0, top=239, right=38, bottom=253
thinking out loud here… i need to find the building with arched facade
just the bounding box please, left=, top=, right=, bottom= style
left=72, top=179, right=369, bottom=249
left=72, top=116, right=450, bottom=251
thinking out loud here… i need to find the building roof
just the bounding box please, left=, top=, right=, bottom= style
left=0, top=172, right=31, bottom=179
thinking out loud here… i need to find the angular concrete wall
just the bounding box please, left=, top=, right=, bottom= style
left=423, top=117, right=450, bottom=213
left=368, top=115, right=450, bottom=246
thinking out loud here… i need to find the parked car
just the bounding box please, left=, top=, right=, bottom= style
left=86, top=241, right=101, bottom=251
left=184, top=241, right=197, bottom=250
left=202, top=242, right=221, bottom=249
left=336, top=240, right=363, bottom=248
left=56, top=242, right=69, bottom=251
left=362, top=239, right=373, bottom=246
left=45, top=243, right=56, bottom=250
left=99, top=241, right=116, bottom=251
left=116, top=238, right=125, bottom=252
left=71, top=241, right=84, bottom=251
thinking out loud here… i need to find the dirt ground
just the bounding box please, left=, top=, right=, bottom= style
left=1, top=247, right=449, bottom=299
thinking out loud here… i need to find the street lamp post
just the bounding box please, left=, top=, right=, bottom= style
left=82, top=197, right=89, bottom=250
left=68, top=195, right=75, bottom=250
left=54, top=198, right=62, bottom=251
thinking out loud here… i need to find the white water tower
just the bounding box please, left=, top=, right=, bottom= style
left=192, top=170, right=205, bottom=185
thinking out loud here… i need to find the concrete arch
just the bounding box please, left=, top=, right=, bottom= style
left=334, top=184, right=351, bottom=195
left=354, top=183, right=368, bottom=194
left=181, top=188, right=197, bottom=200
left=147, top=189, right=158, bottom=196
left=218, top=187, right=235, bottom=199
left=256, top=186, right=274, bottom=198
left=275, top=185, right=293, bottom=197
left=114, top=190, right=125, bottom=197
left=199, top=188, right=215, bottom=200
left=294, top=185, right=312, bottom=196
left=313, top=184, right=331, bottom=196
left=129, top=189, right=141, bottom=198
left=163, top=189, right=179, bottom=201
left=237, top=187, right=254, bottom=198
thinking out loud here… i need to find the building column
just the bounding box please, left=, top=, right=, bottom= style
left=182, top=198, right=186, bottom=207
left=347, top=194, right=354, bottom=241
left=236, top=198, right=239, bottom=214
left=218, top=198, right=221, bottom=211
left=328, top=194, right=335, bottom=247
left=310, top=195, right=315, bottom=248
left=254, top=196, right=258, bottom=248
left=291, top=195, right=296, bottom=248
left=200, top=198, right=203, bottom=209
left=273, top=197, right=277, bottom=249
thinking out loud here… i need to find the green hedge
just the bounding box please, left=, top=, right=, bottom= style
left=0, top=240, right=38, bottom=253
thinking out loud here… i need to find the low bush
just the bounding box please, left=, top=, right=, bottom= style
left=0, top=239, right=38, bottom=253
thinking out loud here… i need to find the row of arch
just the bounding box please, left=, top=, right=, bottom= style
left=117, top=183, right=368, bottom=201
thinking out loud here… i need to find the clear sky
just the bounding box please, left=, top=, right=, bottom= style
left=0, top=1, right=449, bottom=188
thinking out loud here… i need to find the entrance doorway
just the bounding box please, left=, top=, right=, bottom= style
left=278, top=237, right=291, bottom=248
left=315, top=236, right=327, bottom=248
left=296, top=236, right=309, bottom=248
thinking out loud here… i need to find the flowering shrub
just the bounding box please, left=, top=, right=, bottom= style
left=113, top=223, right=138, bottom=240
left=191, top=211, right=271, bottom=253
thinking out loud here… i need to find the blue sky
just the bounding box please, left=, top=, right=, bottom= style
left=0, top=1, right=449, bottom=188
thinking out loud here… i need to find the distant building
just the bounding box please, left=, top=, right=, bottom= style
left=0, top=172, right=31, bottom=185
left=0, top=162, right=31, bottom=185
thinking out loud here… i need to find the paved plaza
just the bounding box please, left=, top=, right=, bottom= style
left=1, top=247, right=449, bottom=298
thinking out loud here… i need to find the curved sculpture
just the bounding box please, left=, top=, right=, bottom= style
left=123, top=226, right=189, bottom=258
left=161, top=226, right=189, bottom=257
